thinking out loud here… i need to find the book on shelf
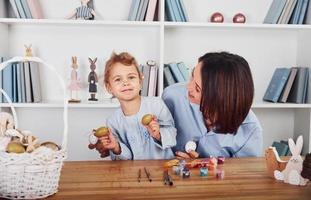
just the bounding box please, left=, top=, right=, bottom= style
left=9, top=0, right=20, bottom=18
left=280, top=140, right=292, bottom=156
left=14, top=0, right=27, bottom=18
left=289, top=0, right=308, bottom=24
left=278, top=67, right=297, bottom=103
left=147, top=62, right=158, bottom=96
left=177, top=0, right=188, bottom=22
left=168, top=62, right=185, bottom=83
left=163, top=64, right=176, bottom=88
left=141, top=64, right=150, bottom=96
left=2, top=61, right=13, bottom=103
left=128, top=0, right=141, bottom=21
left=278, top=0, right=297, bottom=24
left=165, top=0, right=176, bottom=21
left=303, top=0, right=311, bottom=24
left=165, top=0, right=188, bottom=22
left=26, top=0, right=44, bottom=19
left=177, top=62, right=189, bottom=81
left=29, top=61, right=42, bottom=102
left=287, top=67, right=309, bottom=103
left=171, top=0, right=183, bottom=22
left=263, top=68, right=291, bottom=103
left=263, top=0, right=288, bottom=24
left=145, top=0, right=158, bottom=21
left=21, top=0, right=32, bottom=19
left=12, top=63, right=17, bottom=102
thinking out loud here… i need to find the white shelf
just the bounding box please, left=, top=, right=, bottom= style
left=0, top=18, right=161, bottom=27
left=0, top=99, right=120, bottom=108
left=164, top=21, right=311, bottom=30
left=252, top=102, right=311, bottom=108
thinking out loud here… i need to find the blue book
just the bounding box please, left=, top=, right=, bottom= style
left=138, top=0, right=149, bottom=21
left=128, top=0, right=140, bottom=21
left=16, top=62, right=22, bottom=102
left=12, top=63, right=18, bottom=102
left=171, top=0, right=183, bottom=22
left=298, top=0, right=310, bottom=24
left=165, top=0, right=176, bottom=21
left=164, top=64, right=176, bottom=87
left=21, top=0, right=32, bottom=19
left=287, top=67, right=309, bottom=103
left=177, top=62, right=189, bottom=81
left=289, top=0, right=303, bottom=24
left=177, top=0, right=188, bottom=22
left=135, top=0, right=144, bottom=21
left=272, top=141, right=289, bottom=156
left=14, top=0, right=26, bottom=18
left=264, top=0, right=288, bottom=24
left=263, top=68, right=291, bottom=103
left=168, top=62, right=185, bottom=82
left=2, top=62, right=14, bottom=103
left=0, top=56, right=3, bottom=103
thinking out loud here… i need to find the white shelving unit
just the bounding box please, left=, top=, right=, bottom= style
left=0, top=0, right=310, bottom=160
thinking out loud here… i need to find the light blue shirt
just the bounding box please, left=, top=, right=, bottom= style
left=107, top=96, right=177, bottom=160
left=162, top=83, right=263, bottom=157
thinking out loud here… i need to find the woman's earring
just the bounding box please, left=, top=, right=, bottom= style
left=233, top=13, right=246, bottom=23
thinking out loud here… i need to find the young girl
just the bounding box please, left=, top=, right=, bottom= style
left=100, top=52, right=176, bottom=160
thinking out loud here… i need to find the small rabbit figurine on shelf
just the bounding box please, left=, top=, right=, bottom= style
left=68, top=56, right=82, bottom=103
left=67, top=0, right=96, bottom=20
left=274, top=135, right=309, bottom=186
left=24, top=45, right=33, bottom=57
left=88, top=57, right=98, bottom=101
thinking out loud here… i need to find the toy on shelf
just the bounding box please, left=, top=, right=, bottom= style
left=88, top=57, right=98, bottom=101
left=68, top=56, right=82, bottom=103
left=24, top=44, right=33, bottom=57
left=67, top=0, right=96, bottom=20
left=272, top=135, right=309, bottom=186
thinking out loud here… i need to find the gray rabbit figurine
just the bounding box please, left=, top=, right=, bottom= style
left=88, top=57, right=98, bottom=101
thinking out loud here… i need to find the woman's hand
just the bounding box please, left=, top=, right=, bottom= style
left=175, top=150, right=199, bottom=159
left=99, top=129, right=121, bottom=155
left=145, top=116, right=161, bottom=141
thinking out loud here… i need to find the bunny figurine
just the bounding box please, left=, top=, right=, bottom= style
left=67, top=0, right=96, bottom=20
left=68, top=56, right=82, bottom=103
left=274, top=135, right=309, bottom=186
left=88, top=57, right=98, bottom=101
left=24, top=44, right=33, bottom=57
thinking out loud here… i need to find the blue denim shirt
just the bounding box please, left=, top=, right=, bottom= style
left=162, top=83, right=263, bottom=157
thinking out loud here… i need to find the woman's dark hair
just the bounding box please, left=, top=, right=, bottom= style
left=199, top=52, right=254, bottom=134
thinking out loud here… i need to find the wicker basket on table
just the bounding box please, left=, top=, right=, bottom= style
left=0, top=56, right=68, bottom=199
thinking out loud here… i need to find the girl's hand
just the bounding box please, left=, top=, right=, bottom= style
left=99, top=129, right=121, bottom=154
left=175, top=150, right=199, bottom=159
left=145, top=116, right=161, bottom=141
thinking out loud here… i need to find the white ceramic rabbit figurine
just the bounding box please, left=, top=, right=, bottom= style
left=274, top=135, right=309, bottom=186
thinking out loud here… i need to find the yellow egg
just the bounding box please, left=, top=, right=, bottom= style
left=141, top=114, right=153, bottom=126
left=6, top=142, right=26, bottom=154
left=94, top=127, right=109, bottom=138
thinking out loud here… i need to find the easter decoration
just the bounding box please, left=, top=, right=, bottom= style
left=68, top=56, right=82, bottom=103
left=88, top=126, right=110, bottom=158
left=67, top=0, right=96, bottom=20
left=88, top=57, right=98, bottom=101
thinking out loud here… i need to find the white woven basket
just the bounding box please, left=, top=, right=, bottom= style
left=0, top=57, right=68, bottom=199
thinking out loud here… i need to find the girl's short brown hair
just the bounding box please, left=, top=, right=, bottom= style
left=199, top=52, right=254, bottom=134
left=104, top=52, right=141, bottom=87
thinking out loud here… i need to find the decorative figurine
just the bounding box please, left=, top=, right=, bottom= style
left=88, top=57, right=98, bottom=101
left=24, top=44, right=33, bottom=57
left=301, top=153, right=311, bottom=181
left=67, top=0, right=96, bottom=20
left=274, top=135, right=309, bottom=186
left=210, top=12, right=224, bottom=23
left=233, top=13, right=246, bottom=23
left=68, top=56, right=82, bottom=103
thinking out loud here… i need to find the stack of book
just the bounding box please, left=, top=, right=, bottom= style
left=164, top=62, right=189, bottom=88
left=263, top=67, right=310, bottom=104
left=272, top=140, right=292, bottom=156
left=9, top=0, right=43, bottom=19
left=128, top=0, right=159, bottom=21
left=165, top=0, right=188, bottom=22
left=263, top=0, right=311, bottom=24
left=139, top=60, right=158, bottom=96
left=0, top=57, right=42, bottom=103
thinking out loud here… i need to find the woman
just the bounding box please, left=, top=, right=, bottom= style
left=162, top=52, right=263, bottom=158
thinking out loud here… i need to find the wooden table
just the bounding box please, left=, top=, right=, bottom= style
left=49, top=157, right=311, bottom=200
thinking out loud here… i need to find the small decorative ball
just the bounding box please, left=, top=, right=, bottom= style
left=233, top=13, right=246, bottom=23
left=210, top=12, right=224, bottom=23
